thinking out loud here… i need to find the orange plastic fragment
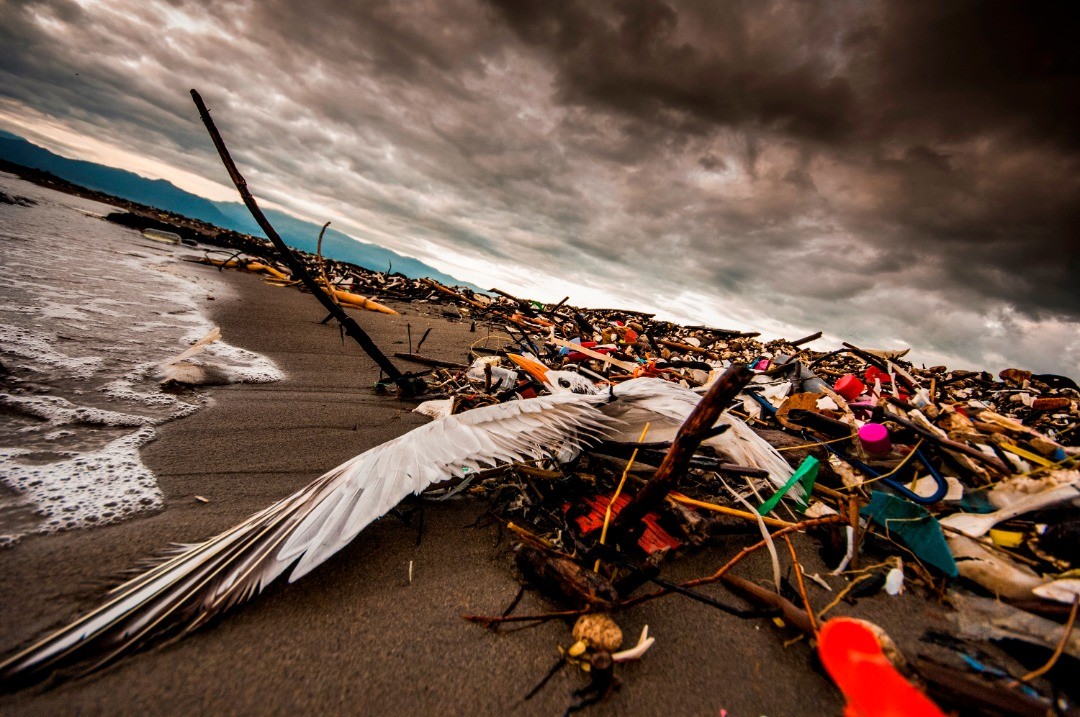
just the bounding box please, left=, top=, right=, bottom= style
left=566, top=495, right=680, bottom=554
left=818, top=618, right=945, bottom=717
left=329, top=288, right=398, bottom=315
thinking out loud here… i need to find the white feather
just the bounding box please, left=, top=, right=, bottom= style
left=1, top=375, right=794, bottom=685
left=0, top=392, right=613, bottom=684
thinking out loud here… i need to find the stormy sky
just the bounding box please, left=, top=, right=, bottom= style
left=2, top=0, right=1078, bottom=376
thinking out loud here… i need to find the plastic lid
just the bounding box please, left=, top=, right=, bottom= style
left=834, top=374, right=865, bottom=401
left=859, top=422, right=892, bottom=455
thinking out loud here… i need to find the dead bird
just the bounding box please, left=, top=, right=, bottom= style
left=0, top=361, right=791, bottom=688
left=506, top=353, right=796, bottom=492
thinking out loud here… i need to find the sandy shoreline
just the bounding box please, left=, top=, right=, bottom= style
left=1, top=264, right=961, bottom=715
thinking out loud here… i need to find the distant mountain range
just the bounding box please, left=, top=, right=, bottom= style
left=0, top=129, right=481, bottom=291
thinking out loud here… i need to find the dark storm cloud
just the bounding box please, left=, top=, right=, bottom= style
left=1, top=0, right=1077, bottom=374
left=486, top=0, right=1080, bottom=313
left=488, top=0, right=858, bottom=142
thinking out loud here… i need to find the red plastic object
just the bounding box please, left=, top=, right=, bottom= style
left=834, top=374, right=865, bottom=401
left=818, top=618, right=945, bottom=717
left=858, top=422, right=892, bottom=455
left=864, top=366, right=892, bottom=385
left=567, top=495, right=680, bottom=554
left=565, top=346, right=615, bottom=362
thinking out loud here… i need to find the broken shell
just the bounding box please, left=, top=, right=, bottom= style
left=572, top=613, right=623, bottom=652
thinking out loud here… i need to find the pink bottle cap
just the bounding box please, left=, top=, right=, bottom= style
left=834, top=374, right=865, bottom=401
left=858, top=423, right=891, bottom=455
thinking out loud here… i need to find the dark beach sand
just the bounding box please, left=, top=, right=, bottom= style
left=0, top=264, right=955, bottom=715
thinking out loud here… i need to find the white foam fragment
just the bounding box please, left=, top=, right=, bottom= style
left=0, top=427, right=162, bottom=542
left=0, top=174, right=284, bottom=543
left=200, top=342, right=284, bottom=383
left=0, top=324, right=105, bottom=380
left=103, top=377, right=187, bottom=408
left=0, top=393, right=154, bottom=427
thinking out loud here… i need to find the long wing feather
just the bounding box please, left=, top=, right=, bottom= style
left=0, top=392, right=614, bottom=688
left=605, top=378, right=796, bottom=493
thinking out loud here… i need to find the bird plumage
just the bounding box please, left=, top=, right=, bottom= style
left=0, top=391, right=613, bottom=687
left=508, top=356, right=796, bottom=492
left=1, top=367, right=794, bottom=688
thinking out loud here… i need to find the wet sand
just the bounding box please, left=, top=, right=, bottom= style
left=0, top=264, right=953, bottom=715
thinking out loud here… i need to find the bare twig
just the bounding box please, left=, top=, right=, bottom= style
left=464, top=516, right=846, bottom=625
left=782, top=535, right=819, bottom=634
left=619, top=516, right=845, bottom=608
left=189, top=90, right=418, bottom=394
left=315, top=221, right=338, bottom=305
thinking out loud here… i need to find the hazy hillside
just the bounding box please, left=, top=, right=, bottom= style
left=0, top=130, right=481, bottom=290
left=212, top=202, right=474, bottom=287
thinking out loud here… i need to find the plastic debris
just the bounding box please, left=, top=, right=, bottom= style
left=818, top=617, right=946, bottom=717
left=11, top=198, right=1075, bottom=711
left=862, top=491, right=958, bottom=577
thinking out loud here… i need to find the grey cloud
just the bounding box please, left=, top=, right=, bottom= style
left=1, top=0, right=1078, bottom=375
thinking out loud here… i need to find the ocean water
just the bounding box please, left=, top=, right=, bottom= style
left=0, top=173, right=282, bottom=545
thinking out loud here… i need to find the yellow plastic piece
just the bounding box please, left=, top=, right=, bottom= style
left=988, top=528, right=1025, bottom=549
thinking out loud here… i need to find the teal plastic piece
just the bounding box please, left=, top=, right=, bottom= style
left=861, top=491, right=958, bottom=577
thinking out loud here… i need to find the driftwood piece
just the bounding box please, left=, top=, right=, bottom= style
left=913, top=657, right=1075, bottom=717
left=720, top=574, right=815, bottom=635
left=419, top=278, right=486, bottom=309
left=790, top=331, right=823, bottom=346
left=515, top=544, right=619, bottom=610
left=489, top=287, right=537, bottom=317
left=393, top=353, right=470, bottom=370
left=190, top=90, right=419, bottom=395
left=656, top=339, right=720, bottom=360
left=612, top=364, right=753, bottom=541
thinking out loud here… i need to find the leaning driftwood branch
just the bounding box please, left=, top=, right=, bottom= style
left=612, top=363, right=753, bottom=541
left=315, top=221, right=338, bottom=305
left=189, top=89, right=418, bottom=394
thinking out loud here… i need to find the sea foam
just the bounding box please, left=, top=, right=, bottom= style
left=0, top=172, right=282, bottom=544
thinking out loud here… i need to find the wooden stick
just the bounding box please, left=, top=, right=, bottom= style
left=315, top=221, right=337, bottom=306
left=790, top=331, right=823, bottom=347
left=393, top=353, right=470, bottom=370
left=1017, top=594, right=1079, bottom=684
left=720, top=574, right=815, bottom=635
left=782, top=535, right=819, bottom=634
left=612, top=364, right=753, bottom=538
left=419, top=278, right=486, bottom=309
left=189, top=90, right=417, bottom=394
left=657, top=339, right=720, bottom=360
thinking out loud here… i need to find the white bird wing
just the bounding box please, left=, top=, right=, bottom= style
left=605, top=378, right=796, bottom=492
left=0, top=392, right=613, bottom=687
